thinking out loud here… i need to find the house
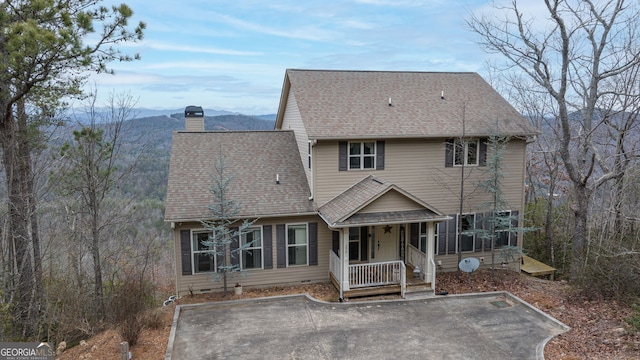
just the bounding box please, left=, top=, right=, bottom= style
left=165, top=70, right=537, bottom=299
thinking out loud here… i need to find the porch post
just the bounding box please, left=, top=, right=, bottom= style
left=340, top=228, right=350, bottom=298
left=425, top=222, right=435, bottom=284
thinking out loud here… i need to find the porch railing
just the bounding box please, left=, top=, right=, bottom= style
left=349, top=261, right=405, bottom=289
left=329, top=251, right=406, bottom=298
left=329, top=250, right=342, bottom=283
left=430, top=258, right=436, bottom=290
left=407, top=245, right=426, bottom=276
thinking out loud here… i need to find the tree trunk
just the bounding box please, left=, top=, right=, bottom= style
left=1, top=105, right=38, bottom=339
left=570, top=183, right=590, bottom=275
left=89, top=172, right=105, bottom=320
left=545, top=162, right=557, bottom=268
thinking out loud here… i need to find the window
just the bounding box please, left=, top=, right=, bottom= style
left=454, top=139, right=479, bottom=166
left=241, top=227, right=262, bottom=270
left=459, top=214, right=475, bottom=252
left=349, top=227, right=361, bottom=261
left=287, top=224, right=308, bottom=266
left=308, top=141, right=312, bottom=169
left=419, top=223, right=428, bottom=254
left=349, top=141, right=376, bottom=169
left=192, top=230, right=215, bottom=273
left=495, top=211, right=511, bottom=248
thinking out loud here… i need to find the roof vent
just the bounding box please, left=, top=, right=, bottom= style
left=185, top=105, right=204, bottom=131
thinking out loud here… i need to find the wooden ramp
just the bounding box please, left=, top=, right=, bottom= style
left=521, top=255, right=556, bottom=280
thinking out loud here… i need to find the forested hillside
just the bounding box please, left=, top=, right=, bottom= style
left=121, top=113, right=275, bottom=200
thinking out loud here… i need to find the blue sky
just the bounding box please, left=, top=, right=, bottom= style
left=89, top=0, right=516, bottom=115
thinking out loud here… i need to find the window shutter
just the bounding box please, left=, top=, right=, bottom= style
left=445, top=139, right=454, bottom=167
left=230, top=227, right=239, bottom=267
left=360, top=226, right=368, bottom=261
left=447, top=214, right=457, bottom=254
left=510, top=210, right=519, bottom=247
left=338, top=141, right=348, bottom=171
left=180, top=230, right=192, bottom=275
left=276, top=224, right=286, bottom=268
left=437, top=223, right=446, bottom=255
left=309, top=222, right=318, bottom=266
left=410, top=223, right=419, bottom=248
left=479, top=139, right=487, bottom=167
left=332, top=231, right=339, bottom=255
left=263, top=225, right=273, bottom=269
left=376, top=141, right=385, bottom=170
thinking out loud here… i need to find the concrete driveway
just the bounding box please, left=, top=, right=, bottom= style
left=165, top=292, right=568, bottom=360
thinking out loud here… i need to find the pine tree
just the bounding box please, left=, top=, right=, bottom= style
left=472, top=124, right=532, bottom=272
left=200, top=150, right=256, bottom=295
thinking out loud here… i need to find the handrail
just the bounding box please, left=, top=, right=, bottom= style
left=400, top=261, right=406, bottom=298
left=329, top=250, right=341, bottom=284
left=430, top=257, right=436, bottom=290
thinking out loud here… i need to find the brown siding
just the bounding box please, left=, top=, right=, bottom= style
left=435, top=252, right=522, bottom=273
left=359, top=190, right=424, bottom=213
left=314, top=138, right=527, bottom=216
left=173, top=215, right=331, bottom=296
left=280, top=92, right=312, bottom=191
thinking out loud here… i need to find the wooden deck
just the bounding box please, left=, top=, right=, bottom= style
left=521, top=255, right=556, bottom=280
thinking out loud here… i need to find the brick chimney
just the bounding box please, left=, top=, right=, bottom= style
left=184, top=105, right=204, bottom=131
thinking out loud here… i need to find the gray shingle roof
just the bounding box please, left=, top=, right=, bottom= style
left=317, top=175, right=445, bottom=227
left=278, top=69, right=537, bottom=139
left=165, top=131, right=314, bottom=222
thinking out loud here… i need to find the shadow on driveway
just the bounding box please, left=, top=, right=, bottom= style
left=165, top=292, right=568, bottom=360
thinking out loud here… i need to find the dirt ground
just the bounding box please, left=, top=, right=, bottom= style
left=58, top=270, right=640, bottom=359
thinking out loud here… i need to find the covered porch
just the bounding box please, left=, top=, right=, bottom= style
left=317, top=175, right=448, bottom=300
left=329, top=258, right=435, bottom=298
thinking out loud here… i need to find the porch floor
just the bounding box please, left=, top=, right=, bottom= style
left=330, top=264, right=433, bottom=299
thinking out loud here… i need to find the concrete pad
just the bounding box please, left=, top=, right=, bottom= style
left=165, top=292, right=568, bottom=360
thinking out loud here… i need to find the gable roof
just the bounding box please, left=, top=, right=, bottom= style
left=165, top=130, right=314, bottom=222
left=276, top=69, right=537, bottom=139
left=317, top=175, right=447, bottom=228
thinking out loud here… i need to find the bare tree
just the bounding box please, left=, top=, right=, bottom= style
left=468, top=0, right=640, bottom=277
left=54, top=91, right=140, bottom=320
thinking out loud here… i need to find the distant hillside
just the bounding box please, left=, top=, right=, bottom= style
left=120, top=113, right=275, bottom=200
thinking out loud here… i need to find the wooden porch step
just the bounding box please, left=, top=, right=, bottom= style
left=330, top=272, right=433, bottom=299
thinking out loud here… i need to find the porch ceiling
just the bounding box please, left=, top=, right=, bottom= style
left=333, top=209, right=447, bottom=227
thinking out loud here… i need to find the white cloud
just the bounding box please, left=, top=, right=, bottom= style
left=143, top=40, right=263, bottom=56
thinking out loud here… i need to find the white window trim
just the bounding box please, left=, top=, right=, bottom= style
left=308, top=141, right=312, bottom=169
left=348, top=141, right=376, bottom=170
left=458, top=213, right=476, bottom=253
left=192, top=229, right=215, bottom=274
left=240, top=225, right=264, bottom=270
left=286, top=223, right=309, bottom=267
left=454, top=139, right=480, bottom=167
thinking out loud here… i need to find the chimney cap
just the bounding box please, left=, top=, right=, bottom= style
left=185, top=105, right=204, bottom=118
